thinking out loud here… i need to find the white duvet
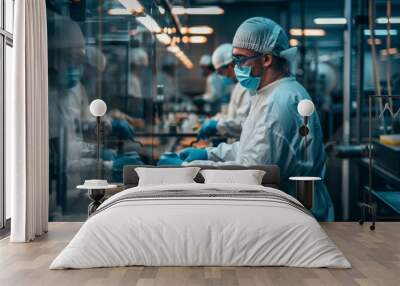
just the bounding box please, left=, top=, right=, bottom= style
left=50, top=183, right=350, bottom=269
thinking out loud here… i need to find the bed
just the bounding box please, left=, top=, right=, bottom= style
left=50, top=165, right=350, bottom=269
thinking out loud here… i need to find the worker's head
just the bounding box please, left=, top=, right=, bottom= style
left=81, top=46, right=107, bottom=88
left=130, top=48, right=149, bottom=73
left=232, top=17, right=297, bottom=90
left=212, top=43, right=236, bottom=81
left=48, top=17, right=86, bottom=89
left=161, top=56, right=176, bottom=77
left=199, top=54, right=214, bottom=77
left=85, top=46, right=107, bottom=73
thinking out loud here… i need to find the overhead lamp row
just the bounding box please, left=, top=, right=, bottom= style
left=314, top=17, right=400, bottom=25
left=115, top=1, right=210, bottom=69
left=289, top=28, right=397, bottom=37
left=167, top=45, right=193, bottom=69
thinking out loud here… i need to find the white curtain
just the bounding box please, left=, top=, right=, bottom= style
left=7, top=0, right=49, bottom=242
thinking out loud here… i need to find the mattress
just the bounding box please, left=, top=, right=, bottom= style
left=50, top=183, right=350, bottom=269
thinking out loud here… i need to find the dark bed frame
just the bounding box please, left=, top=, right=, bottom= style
left=123, top=165, right=280, bottom=189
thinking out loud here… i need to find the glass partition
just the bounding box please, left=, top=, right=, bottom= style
left=47, top=0, right=400, bottom=222
left=47, top=0, right=190, bottom=220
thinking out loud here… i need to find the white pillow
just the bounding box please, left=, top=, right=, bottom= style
left=135, top=167, right=201, bottom=186
left=200, top=169, right=266, bottom=185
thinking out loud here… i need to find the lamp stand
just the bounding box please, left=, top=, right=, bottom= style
left=96, top=116, right=101, bottom=179
left=299, top=116, right=309, bottom=162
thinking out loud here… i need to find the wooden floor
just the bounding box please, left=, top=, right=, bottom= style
left=0, top=222, right=399, bottom=286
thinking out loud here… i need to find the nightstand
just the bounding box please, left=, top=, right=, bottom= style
left=289, top=176, right=321, bottom=209
left=77, top=184, right=118, bottom=216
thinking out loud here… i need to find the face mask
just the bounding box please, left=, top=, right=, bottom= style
left=57, top=66, right=83, bottom=89
left=221, top=75, right=234, bottom=86
left=234, top=64, right=261, bottom=90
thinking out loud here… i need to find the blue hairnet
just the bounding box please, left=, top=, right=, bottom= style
left=232, top=17, right=297, bottom=62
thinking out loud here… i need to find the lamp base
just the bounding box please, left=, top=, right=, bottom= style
left=87, top=189, right=106, bottom=216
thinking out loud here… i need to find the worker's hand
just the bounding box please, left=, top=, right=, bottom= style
left=101, top=148, right=116, bottom=161
left=179, top=148, right=208, bottom=162
left=198, top=120, right=218, bottom=139
left=111, top=119, right=135, bottom=141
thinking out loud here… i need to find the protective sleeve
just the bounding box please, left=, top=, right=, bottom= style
left=183, top=141, right=240, bottom=166
left=217, top=94, right=251, bottom=138
left=217, top=89, right=251, bottom=138
left=216, top=118, right=243, bottom=138
left=207, top=141, right=240, bottom=162
left=242, top=125, right=298, bottom=170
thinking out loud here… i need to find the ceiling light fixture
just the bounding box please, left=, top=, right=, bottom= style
left=313, top=17, right=347, bottom=25
left=136, top=15, right=162, bottom=33
left=167, top=45, right=193, bottom=69
left=156, top=33, right=171, bottom=45
left=188, top=36, right=207, bottom=43
left=180, top=26, right=214, bottom=35
left=108, top=8, right=131, bottom=15
left=167, top=45, right=180, bottom=53
left=364, top=29, right=398, bottom=36
left=376, top=17, right=400, bottom=24
left=381, top=48, right=398, bottom=56
left=312, top=17, right=400, bottom=25
left=367, top=38, right=382, bottom=45
left=181, top=36, right=208, bottom=44
left=172, top=6, right=224, bottom=15
left=118, top=0, right=144, bottom=14
left=290, top=29, right=326, bottom=36
left=289, top=39, right=299, bottom=46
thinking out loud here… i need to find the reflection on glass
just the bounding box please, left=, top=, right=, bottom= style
left=47, top=0, right=198, bottom=221
left=47, top=1, right=158, bottom=220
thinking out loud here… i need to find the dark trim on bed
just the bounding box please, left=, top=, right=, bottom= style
left=122, top=165, right=280, bottom=189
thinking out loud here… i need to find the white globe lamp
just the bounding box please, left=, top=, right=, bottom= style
left=90, top=99, right=107, bottom=117
left=297, top=99, right=315, bottom=117
left=297, top=99, right=315, bottom=162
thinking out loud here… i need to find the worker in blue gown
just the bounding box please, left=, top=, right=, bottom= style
left=179, top=17, right=334, bottom=221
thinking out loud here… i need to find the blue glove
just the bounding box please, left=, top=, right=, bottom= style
left=111, top=119, right=135, bottom=141
left=157, top=152, right=183, bottom=166
left=101, top=148, right=116, bottom=161
left=198, top=119, right=218, bottom=139
left=179, top=148, right=208, bottom=162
